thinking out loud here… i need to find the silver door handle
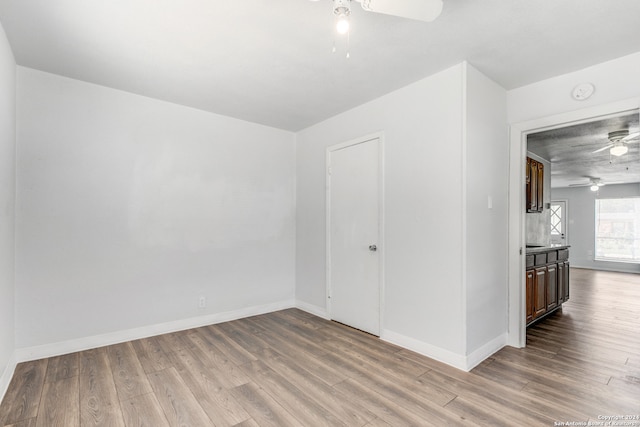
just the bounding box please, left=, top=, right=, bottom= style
left=369, top=245, right=377, bottom=251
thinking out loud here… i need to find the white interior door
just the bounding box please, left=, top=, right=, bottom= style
left=550, top=200, right=567, bottom=245
left=327, top=136, right=381, bottom=336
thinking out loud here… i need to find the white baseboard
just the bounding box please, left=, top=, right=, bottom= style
left=295, top=300, right=329, bottom=319
left=381, top=329, right=468, bottom=371
left=465, top=333, right=507, bottom=371
left=0, top=352, right=17, bottom=404
left=15, top=299, right=295, bottom=363
left=381, top=330, right=507, bottom=372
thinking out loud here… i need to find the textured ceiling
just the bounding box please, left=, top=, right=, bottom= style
left=1, top=0, right=640, bottom=131
left=527, top=112, right=640, bottom=188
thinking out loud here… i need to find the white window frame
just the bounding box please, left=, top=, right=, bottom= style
left=594, top=197, right=640, bottom=264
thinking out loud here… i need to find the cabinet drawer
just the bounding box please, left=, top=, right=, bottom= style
left=526, top=255, right=534, bottom=268
left=558, top=249, right=569, bottom=260
left=547, top=250, right=558, bottom=263
left=534, top=253, right=547, bottom=266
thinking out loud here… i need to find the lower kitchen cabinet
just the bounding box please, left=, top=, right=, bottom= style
left=526, top=247, right=570, bottom=326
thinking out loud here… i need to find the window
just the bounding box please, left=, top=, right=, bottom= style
left=595, top=197, right=640, bottom=263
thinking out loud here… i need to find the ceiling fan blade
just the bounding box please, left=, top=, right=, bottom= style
left=568, top=183, right=589, bottom=187
left=591, top=144, right=613, bottom=154
left=356, top=0, right=443, bottom=22
left=624, top=139, right=640, bottom=144
left=621, top=132, right=640, bottom=142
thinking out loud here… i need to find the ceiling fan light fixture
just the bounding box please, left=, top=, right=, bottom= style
left=610, top=142, right=628, bottom=157
left=336, top=14, right=350, bottom=34
left=333, top=0, right=351, bottom=34
left=590, top=185, right=599, bottom=192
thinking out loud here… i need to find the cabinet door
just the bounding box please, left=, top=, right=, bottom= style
left=526, top=269, right=535, bottom=324
left=537, top=162, right=544, bottom=212
left=557, top=262, right=566, bottom=304
left=563, top=261, right=570, bottom=301
left=526, top=157, right=532, bottom=211
left=530, top=160, right=538, bottom=212
left=533, top=266, right=547, bottom=318
left=546, top=263, right=558, bottom=310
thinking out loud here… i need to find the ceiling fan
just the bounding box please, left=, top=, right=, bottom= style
left=311, top=0, right=444, bottom=35
left=591, top=129, right=640, bottom=157
left=569, top=177, right=622, bottom=191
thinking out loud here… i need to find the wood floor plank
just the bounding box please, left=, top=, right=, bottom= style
left=78, top=348, right=125, bottom=427
left=164, top=344, right=251, bottom=426
left=229, top=383, right=302, bottom=427
left=146, top=368, right=213, bottom=427
left=241, top=317, right=347, bottom=388
left=120, top=393, right=170, bottom=427
left=106, top=342, right=153, bottom=401
left=182, top=330, right=251, bottom=388
left=44, top=353, right=79, bottom=384
left=0, top=360, right=47, bottom=426
left=238, top=360, right=346, bottom=427
left=3, top=418, right=37, bottom=427
left=130, top=337, right=172, bottom=374
left=332, top=377, right=459, bottom=427
left=199, top=325, right=258, bottom=367
left=254, top=347, right=376, bottom=426
left=35, top=376, right=79, bottom=427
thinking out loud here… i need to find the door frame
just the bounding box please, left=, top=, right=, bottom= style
left=507, top=98, right=640, bottom=348
left=550, top=199, right=569, bottom=246
left=326, top=132, right=385, bottom=333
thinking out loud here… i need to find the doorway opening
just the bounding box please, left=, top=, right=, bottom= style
left=508, top=98, right=640, bottom=348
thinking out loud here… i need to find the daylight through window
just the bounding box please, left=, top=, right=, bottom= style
left=595, top=197, right=640, bottom=263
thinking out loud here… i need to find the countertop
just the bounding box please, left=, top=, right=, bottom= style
left=525, top=244, right=570, bottom=254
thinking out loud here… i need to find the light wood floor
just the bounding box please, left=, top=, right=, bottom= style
left=1, top=268, right=639, bottom=426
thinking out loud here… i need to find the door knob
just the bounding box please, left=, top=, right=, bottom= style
left=369, top=244, right=377, bottom=252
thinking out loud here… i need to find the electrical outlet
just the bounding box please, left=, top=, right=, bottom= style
left=198, top=296, right=206, bottom=309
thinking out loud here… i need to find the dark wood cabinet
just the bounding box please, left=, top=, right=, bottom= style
left=546, top=263, right=558, bottom=311
left=526, top=269, right=535, bottom=324
left=537, top=162, right=544, bottom=211
left=558, top=261, right=570, bottom=303
left=526, top=157, right=544, bottom=213
left=533, top=266, right=547, bottom=319
left=526, top=247, right=570, bottom=326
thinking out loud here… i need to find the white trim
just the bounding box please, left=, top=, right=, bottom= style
left=325, top=132, right=385, bottom=336
left=460, top=61, right=469, bottom=355
left=295, top=300, right=329, bottom=319
left=0, top=352, right=17, bottom=404
left=382, top=329, right=506, bottom=372
left=15, top=300, right=295, bottom=363
left=507, top=97, right=640, bottom=348
left=381, top=329, right=467, bottom=371
left=465, top=333, right=507, bottom=371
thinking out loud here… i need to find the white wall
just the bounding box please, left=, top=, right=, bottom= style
left=552, top=183, right=640, bottom=274
left=0, top=21, right=16, bottom=395
left=464, top=65, right=508, bottom=356
left=296, top=62, right=509, bottom=369
left=15, top=68, right=296, bottom=350
left=297, top=63, right=466, bottom=358
left=509, top=52, right=640, bottom=124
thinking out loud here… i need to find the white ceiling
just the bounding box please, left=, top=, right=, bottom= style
left=1, top=0, right=640, bottom=131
